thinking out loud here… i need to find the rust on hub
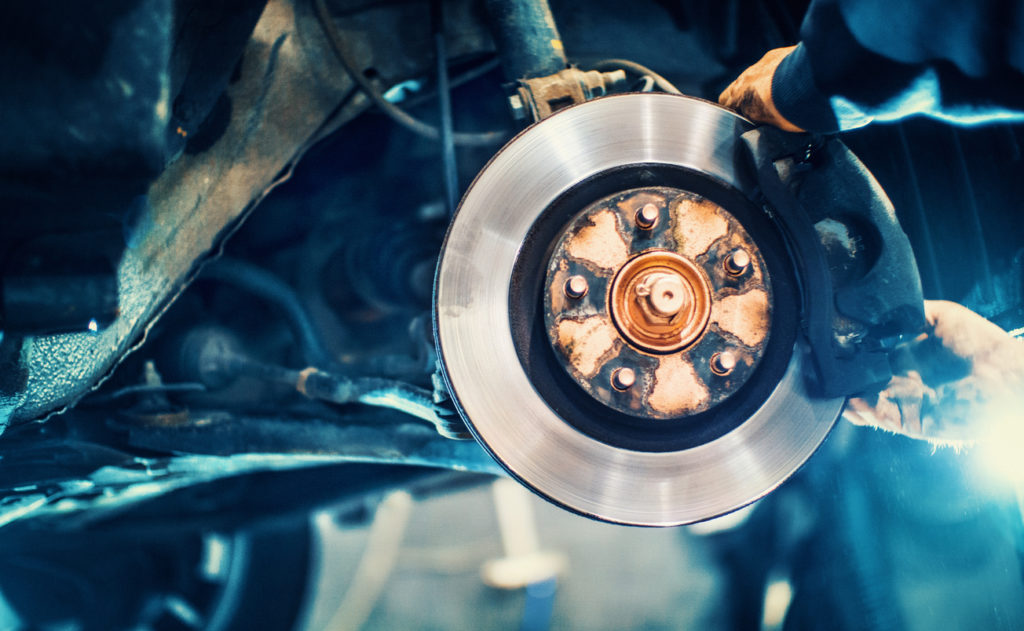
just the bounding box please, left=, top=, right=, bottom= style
left=610, top=251, right=712, bottom=354
left=541, top=187, right=773, bottom=420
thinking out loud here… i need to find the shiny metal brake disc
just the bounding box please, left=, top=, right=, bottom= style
left=435, top=93, right=844, bottom=526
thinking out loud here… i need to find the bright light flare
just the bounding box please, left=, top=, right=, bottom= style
left=969, top=403, right=1024, bottom=488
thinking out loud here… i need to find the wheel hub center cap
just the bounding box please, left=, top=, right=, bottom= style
left=611, top=250, right=712, bottom=353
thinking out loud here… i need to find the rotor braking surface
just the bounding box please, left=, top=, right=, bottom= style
left=434, top=94, right=846, bottom=526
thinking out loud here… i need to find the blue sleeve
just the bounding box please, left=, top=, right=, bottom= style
left=771, top=0, right=1024, bottom=132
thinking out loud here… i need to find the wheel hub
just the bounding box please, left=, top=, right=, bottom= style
left=612, top=250, right=710, bottom=353
left=542, top=186, right=772, bottom=419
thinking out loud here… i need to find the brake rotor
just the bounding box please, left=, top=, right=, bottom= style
left=435, top=93, right=844, bottom=526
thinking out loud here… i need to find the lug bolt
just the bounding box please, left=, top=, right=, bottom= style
left=724, top=249, right=751, bottom=276
left=635, top=203, right=659, bottom=230
left=611, top=367, right=636, bottom=391
left=564, top=275, right=589, bottom=299
left=710, top=351, right=737, bottom=376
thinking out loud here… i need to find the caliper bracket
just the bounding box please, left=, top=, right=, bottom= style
left=742, top=126, right=926, bottom=397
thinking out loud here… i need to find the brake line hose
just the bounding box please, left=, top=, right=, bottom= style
left=312, top=0, right=508, bottom=147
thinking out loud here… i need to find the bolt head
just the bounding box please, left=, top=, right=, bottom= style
left=611, top=367, right=636, bottom=391
left=564, top=275, right=589, bottom=299
left=635, top=203, right=659, bottom=229
left=710, top=351, right=737, bottom=376
left=724, top=249, right=751, bottom=276
left=508, top=93, right=527, bottom=121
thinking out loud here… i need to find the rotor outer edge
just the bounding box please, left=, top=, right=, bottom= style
left=434, top=93, right=844, bottom=526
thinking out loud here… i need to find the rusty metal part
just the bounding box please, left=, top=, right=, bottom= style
left=4, top=0, right=495, bottom=428
left=710, top=351, right=737, bottom=376
left=555, top=315, right=618, bottom=377
left=542, top=186, right=772, bottom=419
left=436, top=93, right=847, bottom=525
left=635, top=203, right=659, bottom=229
left=564, top=275, right=589, bottom=299
left=643, top=274, right=686, bottom=316
left=610, top=251, right=712, bottom=354
left=513, top=67, right=627, bottom=121
left=648, top=353, right=710, bottom=416
left=564, top=208, right=630, bottom=270
left=711, top=290, right=770, bottom=348
left=724, top=249, right=751, bottom=276
left=611, top=367, right=636, bottom=391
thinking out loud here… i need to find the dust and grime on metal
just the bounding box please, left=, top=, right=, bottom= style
left=543, top=187, right=772, bottom=419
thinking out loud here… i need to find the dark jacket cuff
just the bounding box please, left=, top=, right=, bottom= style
left=771, top=44, right=841, bottom=133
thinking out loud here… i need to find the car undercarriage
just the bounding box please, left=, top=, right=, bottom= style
left=0, top=0, right=1022, bottom=629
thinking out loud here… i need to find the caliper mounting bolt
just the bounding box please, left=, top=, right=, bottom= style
left=611, top=367, right=636, bottom=391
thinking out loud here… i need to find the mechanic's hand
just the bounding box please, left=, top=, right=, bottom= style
left=843, top=300, right=1024, bottom=444
left=718, top=45, right=804, bottom=132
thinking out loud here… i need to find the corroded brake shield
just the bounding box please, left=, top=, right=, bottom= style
left=435, top=94, right=844, bottom=526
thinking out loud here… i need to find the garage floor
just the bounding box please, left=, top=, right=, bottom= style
left=298, top=479, right=730, bottom=631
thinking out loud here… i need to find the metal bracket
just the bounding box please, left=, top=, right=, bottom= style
left=509, top=67, right=628, bottom=122
left=742, top=127, right=926, bottom=397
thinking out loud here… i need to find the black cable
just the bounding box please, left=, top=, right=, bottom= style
left=587, top=58, right=682, bottom=95
left=313, top=0, right=508, bottom=147
left=400, top=57, right=502, bottom=111
left=440, top=58, right=502, bottom=96
left=97, top=383, right=207, bottom=402
left=201, top=258, right=334, bottom=369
